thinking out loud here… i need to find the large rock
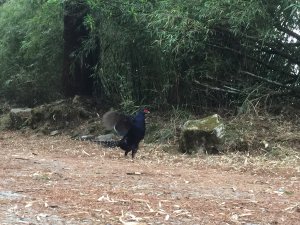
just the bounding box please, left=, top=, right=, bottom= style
left=179, top=114, right=225, bottom=154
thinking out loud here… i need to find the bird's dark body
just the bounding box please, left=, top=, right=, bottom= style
left=101, top=109, right=148, bottom=158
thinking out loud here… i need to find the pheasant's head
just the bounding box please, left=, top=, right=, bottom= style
left=143, top=108, right=150, bottom=114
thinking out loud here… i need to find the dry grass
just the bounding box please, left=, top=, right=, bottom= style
left=141, top=143, right=300, bottom=177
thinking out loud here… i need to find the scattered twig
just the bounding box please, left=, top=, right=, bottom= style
left=126, top=172, right=142, bottom=175
left=14, top=157, right=30, bottom=160
left=82, top=149, right=91, bottom=156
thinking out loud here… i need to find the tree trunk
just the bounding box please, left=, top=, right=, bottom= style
left=62, top=0, right=99, bottom=97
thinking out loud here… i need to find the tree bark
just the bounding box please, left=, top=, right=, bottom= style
left=62, top=0, right=99, bottom=97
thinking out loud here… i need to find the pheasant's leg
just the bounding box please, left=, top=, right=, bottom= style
left=124, top=150, right=131, bottom=157
left=131, top=148, right=138, bottom=159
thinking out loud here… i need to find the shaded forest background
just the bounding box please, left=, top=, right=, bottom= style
left=0, top=0, right=299, bottom=113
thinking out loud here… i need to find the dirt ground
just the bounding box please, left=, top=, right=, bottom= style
left=0, top=131, right=299, bottom=225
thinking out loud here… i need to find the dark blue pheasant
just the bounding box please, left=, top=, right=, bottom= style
left=101, top=108, right=150, bottom=158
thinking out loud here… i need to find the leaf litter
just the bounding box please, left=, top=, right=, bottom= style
left=0, top=131, right=299, bottom=224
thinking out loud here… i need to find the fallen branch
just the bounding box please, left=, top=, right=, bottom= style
left=239, top=70, right=289, bottom=88
left=194, top=80, right=241, bottom=94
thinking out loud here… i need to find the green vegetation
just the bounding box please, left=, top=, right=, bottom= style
left=0, top=0, right=299, bottom=111
left=0, top=0, right=63, bottom=106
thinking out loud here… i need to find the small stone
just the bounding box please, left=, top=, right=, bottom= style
left=50, top=130, right=61, bottom=136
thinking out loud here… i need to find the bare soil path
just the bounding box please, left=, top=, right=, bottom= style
left=0, top=131, right=299, bottom=224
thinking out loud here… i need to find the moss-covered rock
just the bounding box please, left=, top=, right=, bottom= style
left=179, top=114, right=225, bottom=154
left=0, top=108, right=33, bottom=130
left=0, top=97, right=108, bottom=137
left=10, top=108, right=32, bottom=129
